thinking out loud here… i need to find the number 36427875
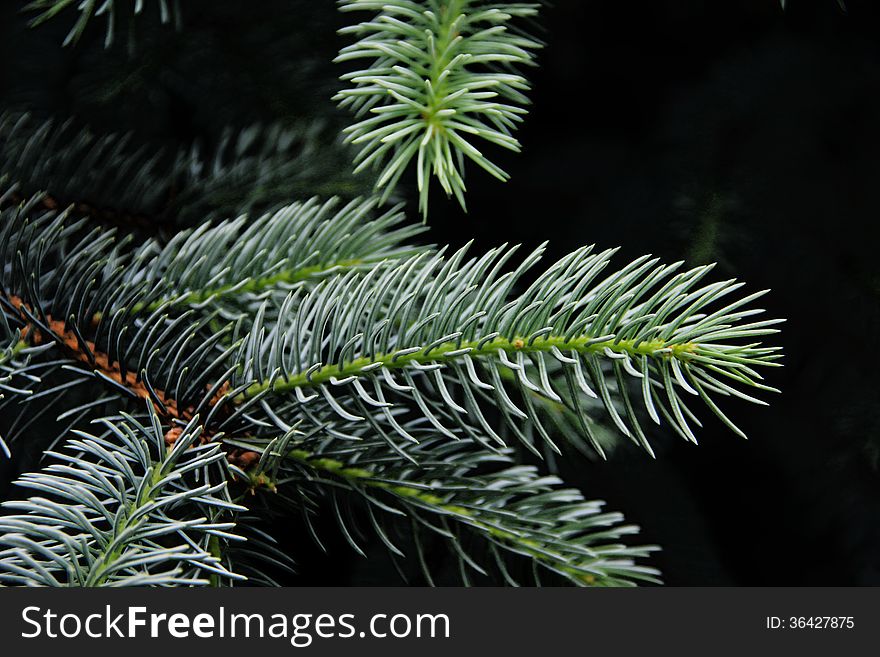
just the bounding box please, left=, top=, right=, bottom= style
left=766, top=617, right=854, bottom=629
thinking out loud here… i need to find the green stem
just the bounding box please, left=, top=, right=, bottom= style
left=424, top=0, right=466, bottom=122
left=208, top=535, right=222, bottom=588
left=8, top=339, right=28, bottom=358
left=128, top=257, right=368, bottom=316
left=176, top=259, right=367, bottom=306
left=281, top=446, right=609, bottom=585
left=239, top=334, right=694, bottom=401
left=83, top=458, right=168, bottom=587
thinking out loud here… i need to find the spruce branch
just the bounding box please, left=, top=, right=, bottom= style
left=1, top=0, right=793, bottom=590
left=0, top=182, right=783, bottom=586
left=0, top=334, right=52, bottom=459
left=0, top=192, right=426, bottom=457
left=237, top=244, right=782, bottom=457
left=0, top=187, right=428, bottom=322
left=0, top=112, right=373, bottom=229
left=125, top=196, right=430, bottom=315
left=0, top=408, right=246, bottom=586
left=0, top=198, right=239, bottom=449
left=235, top=429, right=659, bottom=586
left=335, top=0, right=541, bottom=217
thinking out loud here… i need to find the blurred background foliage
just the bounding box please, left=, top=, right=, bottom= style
left=1, top=0, right=879, bottom=584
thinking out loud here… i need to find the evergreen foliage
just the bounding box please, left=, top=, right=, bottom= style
left=0, top=409, right=243, bottom=586
left=0, top=112, right=373, bottom=230
left=0, top=1, right=783, bottom=587
left=335, top=1, right=541, bottom=217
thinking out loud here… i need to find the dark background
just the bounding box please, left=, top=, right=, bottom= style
left=2, top=0, right=880, bottom=585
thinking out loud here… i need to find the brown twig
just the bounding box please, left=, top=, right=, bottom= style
left=7, top=294, right=260, bottom=469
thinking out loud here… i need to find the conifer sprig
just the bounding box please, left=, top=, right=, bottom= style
left=124, top=196, right=430, bottom=314
left=238, top=244, right=781, bottom=458
left=2, top=2, right=786, bottom=587
left=0, top=112, right=372, bottom=228
left=0, top=188, right=781, bottom=585
left=335, top=1, right=541, bottom=216
left=0, top=409, right=245, bottom=586
left=237, top=430, right=660, bottom=586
